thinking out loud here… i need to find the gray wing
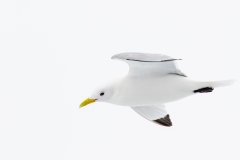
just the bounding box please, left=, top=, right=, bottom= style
left=131, top=105, right=172, bottom=127
left=112, top=52, right=186, bottom=77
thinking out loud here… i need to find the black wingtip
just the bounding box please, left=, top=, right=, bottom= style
left=153, top=114, right=172, bottom=127
left=193, top=87, right=214, bottom=93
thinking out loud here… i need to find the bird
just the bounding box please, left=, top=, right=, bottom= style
left=79, top=53, right=235, bottom=127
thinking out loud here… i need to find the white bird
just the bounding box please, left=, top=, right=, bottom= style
left=80, top=53, right=235, bottom=127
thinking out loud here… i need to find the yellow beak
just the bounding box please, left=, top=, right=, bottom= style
left=79, top=98, right=96, bottom=108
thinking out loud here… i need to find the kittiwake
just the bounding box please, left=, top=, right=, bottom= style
left=80, top=53, right=235, bottom=127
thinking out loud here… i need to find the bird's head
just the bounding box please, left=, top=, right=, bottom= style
left=79, top=83, right=115, bottom=108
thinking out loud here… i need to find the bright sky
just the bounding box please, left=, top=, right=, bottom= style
left=0, top=0, right=240, bottom=160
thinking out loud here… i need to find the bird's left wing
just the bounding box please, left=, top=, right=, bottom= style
left=112, top=52, right=186, bottom=77
left=131, top=105, right=172, bottom=127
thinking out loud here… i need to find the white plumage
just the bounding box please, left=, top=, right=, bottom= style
left=80, top=53, right=235, bottom=127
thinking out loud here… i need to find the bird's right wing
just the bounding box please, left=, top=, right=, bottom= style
left=112, top=52, right=186, bottom=77
left=131, top=105, right=172, bottom=127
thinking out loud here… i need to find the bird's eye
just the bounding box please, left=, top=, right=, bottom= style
left=100, top=92, right=104, bottom=96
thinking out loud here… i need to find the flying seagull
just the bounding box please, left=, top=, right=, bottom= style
left=80, top=53, right=235, bottom=127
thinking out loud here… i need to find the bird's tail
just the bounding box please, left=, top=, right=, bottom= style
left=199, top=79, right=237, bottom=88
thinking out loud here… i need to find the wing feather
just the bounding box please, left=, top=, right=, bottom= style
left=131, top=105, right=172, bottom=127
left=112, top=52, right=186, bottom=77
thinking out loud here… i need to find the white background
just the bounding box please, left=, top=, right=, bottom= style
left=0, top=0, right=240, bottom=160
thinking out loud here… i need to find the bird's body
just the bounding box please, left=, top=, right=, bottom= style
left=80, top=53, right=235, bottom=127
left=110, top=75, right=196, bottom=106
